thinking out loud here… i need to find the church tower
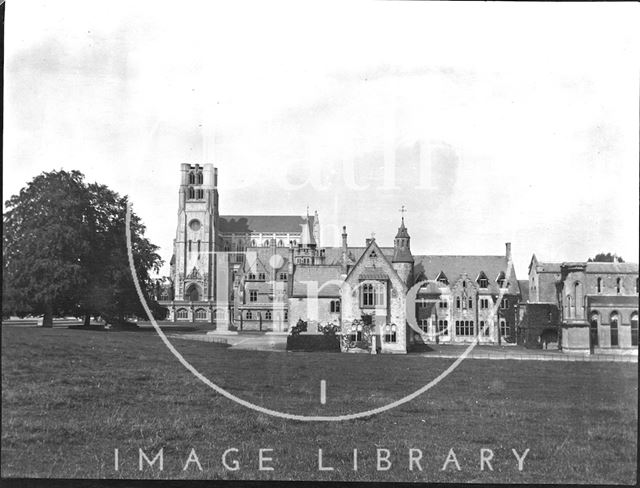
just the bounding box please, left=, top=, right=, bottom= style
left=172, top=163, right=219, bottom=303
left=392, top=215, right=414, bottom=286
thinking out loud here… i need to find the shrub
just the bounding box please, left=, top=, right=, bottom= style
left=286, top=334, right=340, bottom=352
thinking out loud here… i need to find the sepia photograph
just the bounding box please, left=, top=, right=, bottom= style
left=2, top=0, right=639, bottom=484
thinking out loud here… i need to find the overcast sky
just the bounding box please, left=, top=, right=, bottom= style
left=4, top=1, right=639, bottom=277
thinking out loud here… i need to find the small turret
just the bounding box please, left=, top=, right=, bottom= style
left=392, top=216, right=414, bottom=285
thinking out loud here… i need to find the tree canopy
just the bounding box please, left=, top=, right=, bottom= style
left=3, top=170, right=165, bottom=326
left=588, top=253, right=624, bottom=263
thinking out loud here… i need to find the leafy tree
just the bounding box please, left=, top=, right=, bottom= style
left=588, top=253, right=624, bottom=263
left=3, top=170, right=165, bottom=327
left=80, top=184, right=165, bottom=325
left=3, top=170, right=93, bottom=326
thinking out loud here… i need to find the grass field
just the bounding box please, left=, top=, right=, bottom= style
left=1, top=326, right=637, bottom=483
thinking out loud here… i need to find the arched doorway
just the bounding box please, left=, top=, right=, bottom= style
left=590, top=311, right=599, bottom=348
left=185, top=284, right=200, bottom=302
left=610, top=312, right=619, bottom=347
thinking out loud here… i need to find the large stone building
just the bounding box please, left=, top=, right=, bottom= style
left=159, top=163, right=319, bottom=324
left=518, top=255, right=639, bottom=351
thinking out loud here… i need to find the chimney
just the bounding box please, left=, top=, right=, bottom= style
left=505, top=242, right=512, bottom=260
left=341, top=226, right=348, bottom=274
left=365, top=238, right=372, bottom=246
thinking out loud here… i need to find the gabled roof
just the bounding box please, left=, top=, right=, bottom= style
left=291, top=265, right=343, bottom=297
left=518, top=280, right=530, bottom=302
left=345, top=239, right=403, bottom=285
left=584, top=262, right=638, bottom=274
left=413, top=255, right=520, bottom=295
left=219, top=215, right=315, bottom=235
left=243, top=246, right=290, bottom=274
left=315, top=246, right=395, bottom=266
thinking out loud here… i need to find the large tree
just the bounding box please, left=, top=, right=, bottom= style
left=588, top=252, right=624, bottom=263
left=3, top=170, right=164, bottom=327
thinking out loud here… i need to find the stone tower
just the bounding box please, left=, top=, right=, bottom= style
left=392, top=216, right=414, bottom=286
left=172, top=163, right=219, bottom=302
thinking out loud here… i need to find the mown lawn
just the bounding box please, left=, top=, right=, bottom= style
left=1, top=326, right=637, bottom=483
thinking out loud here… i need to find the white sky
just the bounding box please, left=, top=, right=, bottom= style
left=4, top=1, right=639, bottom=277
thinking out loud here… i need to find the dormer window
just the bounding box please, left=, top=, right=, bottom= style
left=477, top=272, right=489, bottom=289
left=436, top=272, right=449, bottom=286
left=258, top=273, right=266, bottom=280
left=247, top=273, right=256, bottom=280
left=497, top=272, right=506, bottom=288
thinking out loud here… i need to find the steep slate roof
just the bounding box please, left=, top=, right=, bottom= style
left=317, top=246, right=395, bottom=266
left=413, top=255, right=520, bottom=294
left=291, top=265, right=343, bottom=297
left=587, top=295, right=639, bottom=307
left=584, top=262, right=638, bottom=274
left=518, top=280, right=530, bottom=302
left=243, top=246, right=290, bottom=274
left=219, top=215, right=315, bottom=234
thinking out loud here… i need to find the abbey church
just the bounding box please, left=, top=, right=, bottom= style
left=159, top=164, right=638, bottom=354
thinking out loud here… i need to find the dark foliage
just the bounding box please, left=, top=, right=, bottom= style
left=286, top=334, right=340, bottom=352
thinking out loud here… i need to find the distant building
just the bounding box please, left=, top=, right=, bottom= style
left=519, top=255, right=639, bottom=351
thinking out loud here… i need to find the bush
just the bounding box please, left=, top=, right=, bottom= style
left=286, top=334, right=340, bottom=352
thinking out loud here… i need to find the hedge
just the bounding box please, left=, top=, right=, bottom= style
left=286, top=334, right=340, bottom=352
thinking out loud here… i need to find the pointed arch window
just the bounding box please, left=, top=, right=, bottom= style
left=197, top=172, right=203, bottom=184
left=189, top=173, right=195, bottom=185
left=610, top=312, right=619, bottom=346
left=188, top=187, right=195, bottom=199
left=597, top=277, right=602, bottom=293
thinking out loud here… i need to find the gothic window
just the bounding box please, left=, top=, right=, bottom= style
left=264, top=240, right=270, bottom=247
left=439, top=320, right=449, bottom=336
left=362, top=284, right=374, bottom=307
left=481, top=320, right=489, bottom=336
left=189, top=173, right=195, bottom=185
left=197, top=240, right=201, bottom=253
left=500, top=319, right=508, bottom=337
left=249, top=290, right=257, bottom=302
left=616, top=278, right=621, bottom=294
left=590, top=311, right=599, bottom=347
left=597, top=277, right=602, bottom=293
left=246, top=311, right=252, bottom=320
left=500, top=298, right=509, bottom=309
left=419, top=319, right=429, bottom=332
left=370, top=250, right=378, bottom=258
left=438, top=300, right=448, bottom=309
left=251, top=239, right=256, bottom=247
left=176, top=308, right=188, bottom=320
left=610, top=312, right=619, bottom=346
left=247, top=273, right=256, bottom=280
left=258, top=273, right=266, bottom=280
left=631, top=312, right=638, bottom=346
left=360, top=282, right=386, bottom=308
left=455, top=297, right=461, bottom=309
left=468, top=297, right=473, bottom=309
left=278, top=240, right=283, bottom=247
left=185, top=284, right=200, bottom=302
left=462, top=280, right=466, bottom=289
left=566, top=295, right=572, bottom=318
left=330, top=300, right=341, bottom=313
left=197, top=172, right=203, bottom=184
left=279, top=272, right=288, bottom=280
left=224, top=243, right=230, bottom=252
left=196, top=189, right=204, bottom=199
left=284, top=310, right=288, bottom=320
left=265, top=310, right=272, bottom=320
left=384, top=324, right=397, bottom=343
left=195, top=308, right=207, bottom=320
left=188, top=240, right=192, bottom=253
left=480, top=298, right=489, bottom=309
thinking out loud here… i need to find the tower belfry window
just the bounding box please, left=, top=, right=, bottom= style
left=188, top=187, right=195, bottom=199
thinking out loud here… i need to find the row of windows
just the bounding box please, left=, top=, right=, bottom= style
left=436, top=272, right=507, bottom=288
left=454, top=319, right=509, bottom=337
left=176, top=308, right=207, bottom=319
left=246, top=272, right=288, bottom=281
left=361, top=282, right=386, bottom=308
left=244, top=310, right=288, bottom=320
left=187, top=188, right=204, bottom=200
left=590, top=311, right=638, bottom=347
left=188, top=171, right=204, bottom=185
left=595, top=277, right=639, bottom=294
left=187, top=240, right=201, bottom=252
